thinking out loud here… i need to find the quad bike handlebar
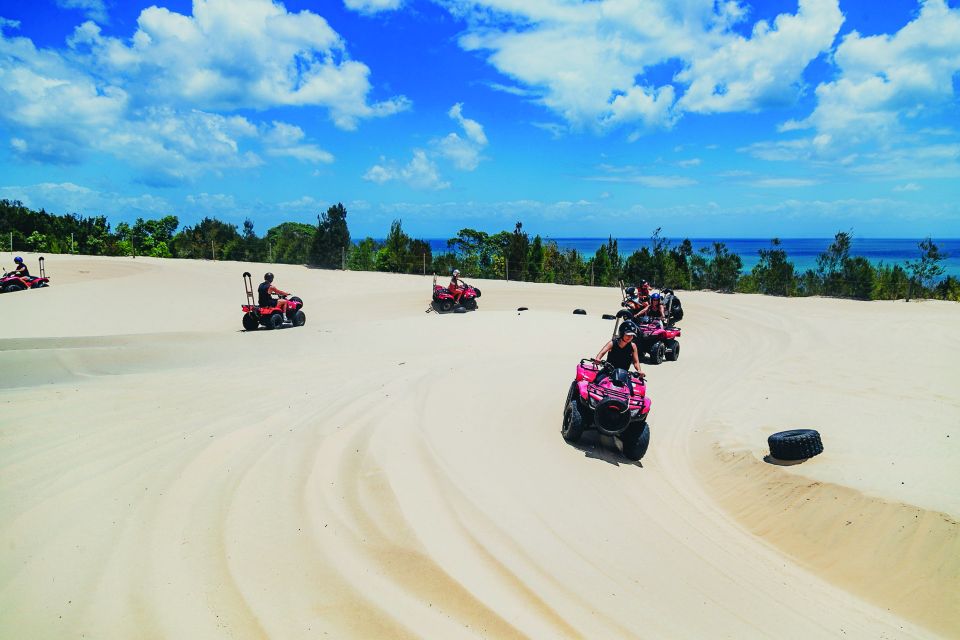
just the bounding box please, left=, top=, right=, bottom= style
left=582, top=358, right=645, bottom=380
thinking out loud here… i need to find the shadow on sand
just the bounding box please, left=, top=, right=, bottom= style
left=763, top=454, right=807, bottom=466
left=569, top=431, right=643, bottom=468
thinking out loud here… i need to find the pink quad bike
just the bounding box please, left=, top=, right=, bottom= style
left=561, top=358, right=652, bottom=461
left=240, top=271, right=305, bottom=330
left=1, top=256, right=50, bottom=293
left=636, top=320, right=681, bottom=365
left=431, top=274, right=481, bottom=313
left=614, top=309, right=681, bottom=364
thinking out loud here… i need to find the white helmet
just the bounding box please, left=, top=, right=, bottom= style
left=453, top=269, right=460, bottom=276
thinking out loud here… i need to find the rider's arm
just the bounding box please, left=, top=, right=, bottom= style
left=596, top=341, right=613, bottom=361
left=268, top=284, right=287, bottom=297
left=631, top=345, right=643, bottom=374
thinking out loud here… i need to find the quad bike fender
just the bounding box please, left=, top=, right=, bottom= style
left=575, top=359, right=600, bottom=382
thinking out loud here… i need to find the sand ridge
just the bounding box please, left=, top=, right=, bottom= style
left=1, top=254, right=957, bottom=639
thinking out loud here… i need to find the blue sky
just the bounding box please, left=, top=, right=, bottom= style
left=1, top=0, right=958, bottom=238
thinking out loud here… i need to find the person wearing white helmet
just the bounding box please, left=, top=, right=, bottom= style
left=449, top=268, right=465, bottom=303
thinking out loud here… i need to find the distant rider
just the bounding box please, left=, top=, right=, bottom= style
left=11, top=256, right=30, bottom=279
left=596, top=321, right=643, bottom=375
left=258, top=272, right=289, bottom=317
left=449, top=269, right=465, bottom=303
left=638, top=292, right=666, bottom=324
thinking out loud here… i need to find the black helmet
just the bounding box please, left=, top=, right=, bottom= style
left=264, top=272, right=274, bottom=282
left=619, top=320, right=638, bottom=338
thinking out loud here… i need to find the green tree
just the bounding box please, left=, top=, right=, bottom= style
left=752, top=238, right=795, bottom=296
left=26, top=230, right=48, bottom=252
left=347, top=237, right=379, bottom=271
left=266, top=222, right=315, bottom=264
left=690, top=242, right=742, bottom=291
left=507, top=221, right=529, bottom=280
left=816, top=231, right=851, bottom=294
left=376, top=219, right=411, bottom=272
left=310, top=203, right=351, bottom=268
left=527, top=235, right=544, bottom=282
left=906, top=237, right=947, bottom=298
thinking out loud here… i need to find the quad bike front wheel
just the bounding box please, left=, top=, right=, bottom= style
left=4, top=283, right=25, bottom=293
left=263, top=313, right=283, bottom=330
left=242, top=313, right=259, bottom=331
left=292, top=310, right=306, bottom=327
left=648, top=341, right=665, bottom=365
left=621, top=421, right=650, bottom=461
left=562, top=400, right=584, bottom=443
left=438, top=299, right=454, bottom=313
left=665, top=339, right=680, bottom=361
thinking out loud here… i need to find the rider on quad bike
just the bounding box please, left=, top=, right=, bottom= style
left=637, top=292, right=666, bottom=324
left=596, top=320, right=644, bottom=377
left=561, top=319, right=652, bottom=461
left=259, top=272, right=290, bottom=316
left=12, top=256, right=29, bottom=278
left=449, top=269, right=465, bottom=304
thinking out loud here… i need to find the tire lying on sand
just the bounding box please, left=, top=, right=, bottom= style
left=573, top=309, right=587, bottom=315
left=601, top=313, right=616, bottom=320
left=768, top=429, right=823, bottom=461
left=517, top=306, right=528, bottom=311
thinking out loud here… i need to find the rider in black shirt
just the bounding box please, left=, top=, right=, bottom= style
left=258, top=272, right=290, bottom=317
left=596, top=321, right=643, bottom=374
left=12, top=256, right=29, bottom=278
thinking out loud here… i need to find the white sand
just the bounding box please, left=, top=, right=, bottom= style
left=1, top=253, right=958, bottom=639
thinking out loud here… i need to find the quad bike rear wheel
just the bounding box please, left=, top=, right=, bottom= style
left=438, top=299, right=454, bottom=313
left=621, top=421, right=650, bottom=461
left=293, top=310, right=306, bottom=327
left=242, top=313, right=259, bottom=331
left=648, top=341, right=665, bottom=365
left=263, top=313, right=283, bottom=330
left=665, top=339, right=680, bottom=361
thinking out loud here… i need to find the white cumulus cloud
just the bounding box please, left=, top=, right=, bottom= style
left=365, top=103, right=488, bottom=188
left=56, top=0, right=109, bottom=23
left=344, top=0, right=404, bottom=14
left=784, top=0, right=960, bottom=141
left=450, top=0, right=842, bottom=132
left=0, top=1, right=401, bottom=181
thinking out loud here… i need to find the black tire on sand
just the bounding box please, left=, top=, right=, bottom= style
left=768, top=429, right=823, bottom=461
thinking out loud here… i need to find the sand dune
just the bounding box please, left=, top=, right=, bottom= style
left=1, top=254, right=957, bottom=639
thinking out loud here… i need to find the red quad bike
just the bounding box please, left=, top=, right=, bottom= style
left=431, top=274, right=481, bottom=313
left=1, top=256, right=50, bottom=293
left=240, top=272, right=305, bottom=331
left=561, top=358, right=652, bottom=461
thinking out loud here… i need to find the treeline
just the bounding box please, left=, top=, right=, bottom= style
left=2, top=198, right=956, bottom=301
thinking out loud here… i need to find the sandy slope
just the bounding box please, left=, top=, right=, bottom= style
left=1, top=254, right=957, bottom=639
